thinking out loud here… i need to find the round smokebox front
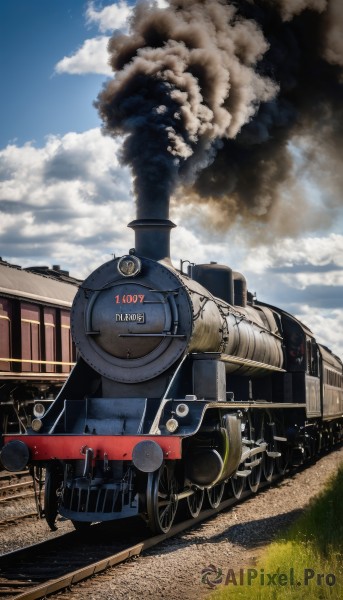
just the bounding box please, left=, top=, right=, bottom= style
left=71, top=257, right=192, bottom=383
left=91, top=283, right=171, bottom=359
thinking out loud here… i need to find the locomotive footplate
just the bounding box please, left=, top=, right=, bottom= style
left=1, top=434, right=182, bottom=472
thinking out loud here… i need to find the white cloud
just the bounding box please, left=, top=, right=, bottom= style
left=279, top=270, right=343, bottom=290
left=274, top=234, right=343, bottom=267
left=243, top=233, right=343, bottom=273
left=86, top=1, right=132, bottom=33
left=0, top=131, right=234, bottom=277
left=54, top=1, right=170, bottom=76
left=0, top=129, right=134, bottom=277
left=294, top=306, right=343, bottom=360
left=55, top=36, right=112, bottom=76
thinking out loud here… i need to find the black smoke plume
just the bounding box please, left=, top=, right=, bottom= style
left=96, top=0, right=343, bottom=234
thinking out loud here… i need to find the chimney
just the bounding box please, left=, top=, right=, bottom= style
left=128, top=193, right=175, bottom=262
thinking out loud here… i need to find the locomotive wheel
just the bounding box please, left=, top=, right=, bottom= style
left=230, top=473, right=245, bottom=499
left=187, top=487, right=204, bottom=518
left=146, top=463, right=178, bottom=534
left=259, top=414, right=274, bottom=482
left=262, top=451, right=274, bottom=482
left=206, top=481, right=225, bottom=509
left=275, top=442, right=290, bottom=475
left=314, top=431, right=322, bottom=456
left=44, top=462, right=63, bottom=531
left=276, top=450, right=288, bottom=475
left=247, top=460, right=262, bottom=493
left=247, top=415, right=262, bottom=493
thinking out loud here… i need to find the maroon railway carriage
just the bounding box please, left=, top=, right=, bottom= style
left=0, top=259, right=79, bottom=434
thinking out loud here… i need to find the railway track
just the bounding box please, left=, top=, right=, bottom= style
left=0, top=513, right=39, bottom=528
left=0, top=489, right=252, bottom=600
left=0, top=471, right=35, bottom=504
left=0, top=470, right=40, bottom=526
left=0, top=458, right=314, bottom=600
left=0, top=446, right=341, bottom=600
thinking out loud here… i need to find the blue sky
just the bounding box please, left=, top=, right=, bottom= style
left=0, top=0, right=108, bottom=146
left=0, top=0, right=342, bottom=359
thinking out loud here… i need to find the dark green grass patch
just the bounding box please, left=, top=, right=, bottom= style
left=204, top=463, right=343, bottom=599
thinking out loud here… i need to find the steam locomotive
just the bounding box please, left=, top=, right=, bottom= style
left=0, top=259, right=79, bottom=436
left=1, top=215, right=342, bottom=534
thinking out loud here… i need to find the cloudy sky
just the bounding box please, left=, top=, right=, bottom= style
left=0, top=0, right=342, bottom=360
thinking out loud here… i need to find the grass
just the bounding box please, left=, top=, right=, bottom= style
left=204, top=462, right=343, bottom=599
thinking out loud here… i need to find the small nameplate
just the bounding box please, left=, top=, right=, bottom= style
left=115, top=313, right=145, bottom=323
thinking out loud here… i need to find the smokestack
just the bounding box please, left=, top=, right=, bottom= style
left=128, top=193, right=175, bottom=262
left=128, top=218, right=175, bottom=262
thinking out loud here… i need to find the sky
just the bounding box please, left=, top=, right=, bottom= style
left=0, top=0, right=342, bottom=360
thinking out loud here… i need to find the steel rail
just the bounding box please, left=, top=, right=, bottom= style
left=0, top=474, right=286, bottom=600
left=0, top=513, right=38, bottom=527
left=0, top=491, right=35, bottom=503
left=0, top=482, right=33, bottom=495
left=0, top=445, right=342, bottom=600
left=0, top=472, right=35, bottom=504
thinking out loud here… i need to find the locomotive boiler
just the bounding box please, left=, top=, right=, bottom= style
left=1, top=206, right=342, bottom=534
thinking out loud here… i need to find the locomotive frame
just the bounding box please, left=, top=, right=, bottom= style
left=1, top=216, right=342, bottom=535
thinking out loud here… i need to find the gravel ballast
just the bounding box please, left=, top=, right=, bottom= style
left=1, top=447, right=342, bottom=600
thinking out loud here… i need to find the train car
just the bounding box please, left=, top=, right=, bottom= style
left=1, top=212, right=342, bottom=534
left=0, top=259, right=79, bottom=434
left=319, top=344, right=343, bottom=435
left=255, top=301, right=343, bottom=461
